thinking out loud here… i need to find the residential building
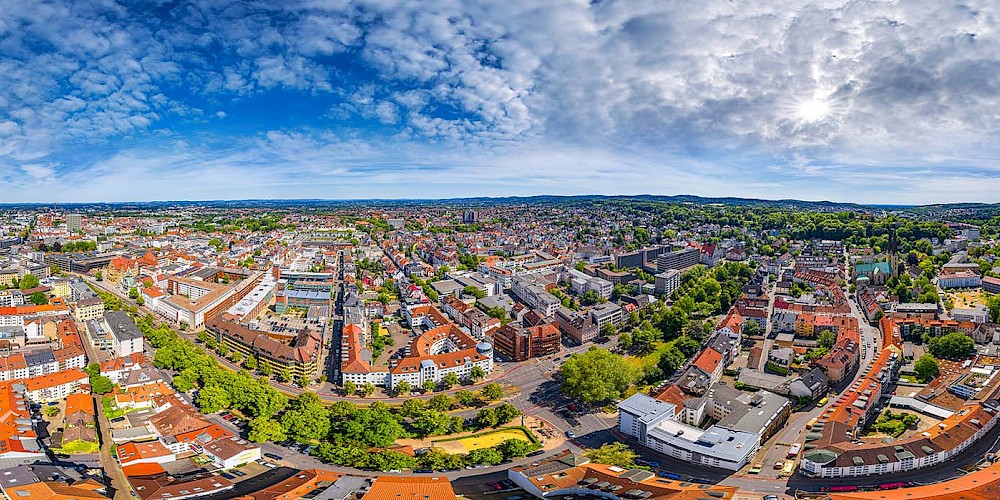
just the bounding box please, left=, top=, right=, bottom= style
left=511, top=275, right=560, bottom=317
left=493, top=323, right=561, bottom=361
left=654, top=269, right=680, bottom=297
left=104, top=311, right=144, bottom=358
left=656, top=248, right=699, bottom=272
left=555, top=307, right=598, bottom=345
left=22, top=369, right=88, bottom=402
left=364, top=476, right=457, bottom=500
left=939, top=270, right=982, bottom=289
left=209, top=315, right=320, bottom=381
left=952, top=305, right=988, bottom=324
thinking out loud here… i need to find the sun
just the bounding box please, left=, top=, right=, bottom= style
left=795, top=97, right=831, bottom=123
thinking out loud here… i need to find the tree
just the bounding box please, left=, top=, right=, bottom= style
left=298, top=375, right=310, bottom=388
left=462, top=285, right=486, bottom=299
left=494, top=403, right=521, bottom=424
left=580, top=289, right=603, bottom=306
left=742, top=320, right=761, bottom=337
left=559, top=348, right=638, bottom=404
left=129, top=287, right=140, bottom=300
left=91, top=375, right=114, bottom=395
left=475, top=407, right=499, bottom=428
left=617, top=331, right=634, bottom=352
left=400, top=399, right=426, bottom=418
left=45, top=406, right=60, bottom=417
left=248, top=417, right=287, bottom=443
left=95, top=271, right=102, bottom=281
left=422, top=380, right=437, bottom=392
left=196, top=385, right=231, bottom=413
left=469, top=365, right=485, bottom=382
left=333, top=407, right=405, bottom=447
left=443, top=372, right=460, bottom=388
left=673, top=336, right=701, bottom=357
left=342, top=380, right=357, bottom=396
left=455, top=390, right=477, bottom=407
left=657, top=345, right=686, bottom=375
left=362, top=382, right=376, bottom=397
left=428, top=394, right=454, bottom=411
left=465, top=447, right=504, bottom=466
left=243, top=356, right=258, bottom=371
left=411, top=409, right=453, bottom=437
left=281, top=392, right=331, bottom=442
left=914, top=353, right=940, bottom=383
left=929, top=332, right=976, bottom=359
left=395, top=380, right=412, bottom=396
left=278, top=369, right=292, bottom=383
left=817, top=330, right=837, bottom=350
left=600, top=322, right=617, bottom=339
left=496, top=438, right=535, bottom=459
left=584, top=442, right=638, bottom=468
left=481, top=383, right=504, bottom=401
left=18, top=274, right=39, bottom=291
left=29, top=292, right=48, bottom=305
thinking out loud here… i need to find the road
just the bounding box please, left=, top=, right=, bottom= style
left=76, top=315, right=131, bottom=500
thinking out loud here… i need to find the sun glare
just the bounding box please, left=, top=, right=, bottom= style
left=795, top=97, right=831, bottom=123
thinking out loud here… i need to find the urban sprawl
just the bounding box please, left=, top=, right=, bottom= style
left=2, top=198, right=1000, bottom=500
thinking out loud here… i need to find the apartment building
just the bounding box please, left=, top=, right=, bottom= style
left=656, top=247, right=699, bottom=272
left=493, top=323, right=560, bottom=361
left=654, top=269, right=680, bottom=297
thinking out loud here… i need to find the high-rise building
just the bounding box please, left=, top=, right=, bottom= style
left=67, top=214, right=82, bottom=233
left=656, top=247, right=699, bottom=272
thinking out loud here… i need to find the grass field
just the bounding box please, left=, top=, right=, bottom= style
left=949, top=290, right=986, bottom=308
left=433, top=427, right=534, bottom=454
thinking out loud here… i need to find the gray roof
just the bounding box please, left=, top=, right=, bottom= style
left=105, top=311, right=143, bottom=342
left=618, top=393, right=676, bottom=425
left=23, top=350, right=56, bottom=368
left=312, top=476, right=371, bottom=500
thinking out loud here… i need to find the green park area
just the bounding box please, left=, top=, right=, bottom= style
left=432, top=426, right=536, bottom=454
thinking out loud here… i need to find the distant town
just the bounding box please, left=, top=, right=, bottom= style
left=2, top=196, right=1000, bottom=500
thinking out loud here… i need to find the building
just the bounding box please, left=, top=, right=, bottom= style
left=939, top=270, right=982, bottom=289
left=493, top=323, right=560, bottom=361
left=71, top=297, right=105, bottom=322
left=232, top=469, right=342, bottom=500
left=364, top=476, right=456, bottom=500
left=0, top=465, right=106, bottom=500
left=654, top=269, right=680, bottom=297
left=209, top=316, right=320, bottom=381
left=0, top=383, right=45, bottom=461
left=22, top=369, right=88, bottom=402
left=511, top=275, right=560, bottom=317
left=952, top=305, right=989, bottom=324
left=589, top=302, right=624, bottom=331
left=555, top=307, right=598, bottom=345
left=565, top=268, right=613, bottom=299
left=104, top=311, right=144, bottom=358
left=656, top=248, right=699, bottom=272
left=508, top=450, right=737, bottom=500
left=66, top=214, right=83, bottom=233
left=617, top=393, right=761, bottom=470
left=123, top=464, right=234, bottom=500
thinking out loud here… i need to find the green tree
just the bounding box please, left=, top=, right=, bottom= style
left=469, top=366, right=485, bottom=382
left=443, top=372, right=460, bottom=388
left=818, top=330, right=837, bottom=350
left=428, top=394, right=454, bottom=411
left=129, top=287, right=140, bottom=300
left=465, top=447, right=503, bottom=466
left=395, top=380, right=412, bottom=396
left=496, top=438, right=535, bottom=459
left=45, top=406, right=60, bottom=417
left=248, top=417, right=287, bottom=443
left=463, top=286, right=486, bottom=299
left=481, top=383, right=504, bottom=401
left=657, top=345, right=686, bottom=375
left=580, top=289, right=604, bottom=306
left=91, top=375, right=114, bottom=395
left=928, top=332, right=975, bottom=359
left=362, top=382, right=376, bottom=397
left=411, top=409, right=453, bottom=437
left=559, top=348, right=638, bottom=404
left=584, top=442, right=638, bottom=468
left=475, top=407, right=499, bottom=428
left=29, top=292, right=48, bottom=305
left=600, top=322, right=617, bottom=339
left=455, top=390, right=477, bottom=407
left=19, top=274, right=39, bottom=290
left=494, top=403, right=521, bottom=424
left=243, top=356, right=258, bottom=371
left=673, top=336, right=701, bottom=357
left=342, top=380, right=357, bottom=396
left=399, top=399, right=426, bottom=418
left=422, top=380, right=437, bottom=392
left=281, top=392, right=331, bottom=442
left=333, top=407, right=405, bottom=447
left=617, top=332, right=633, bottom=351
left=195, top=385, right=231, bottom=413
left=914, top=353, right=940, bottom=383
left=278, top=369, right=292, bottom=383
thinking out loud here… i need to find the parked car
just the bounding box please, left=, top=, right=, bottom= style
left=565, top=430, right=576, bottom=438
left=264, top=453, right=283, bottom=461
left=527, top=450, right=545, bottom=457
left=231, top=470, right=246, bottom=477
left=219, top=473, right=235, bottom=480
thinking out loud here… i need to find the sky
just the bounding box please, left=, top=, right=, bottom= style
left=2, top=0, right=1000, bottom=204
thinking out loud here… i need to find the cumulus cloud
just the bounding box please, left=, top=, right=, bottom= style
left=2, top=0, right=1000, bottom=203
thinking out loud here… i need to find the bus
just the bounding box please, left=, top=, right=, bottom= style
left=787, top=443, right=802, bottom=458
left=805, top=417, right=818, bottom=430
left=822, top=486, right=859, bottom=492
left=879, top=482, right=907, bottom=490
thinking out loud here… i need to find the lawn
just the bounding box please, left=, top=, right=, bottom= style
left=948, top=290, right=986, bottom=308
left=57, top=439, right=99, bottom=454
left=102, top=396, right=135, bottom=420
left=432, top=427, right=535, bottom=454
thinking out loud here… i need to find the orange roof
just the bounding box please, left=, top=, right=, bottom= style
left=23, top=369, right=88, bottom=392
left=65, top=393, right=94, bottom=417
left=122, top=462, right=166, bottom=477
left=4, top=480, right=106, bottom=500
left=118, top=441, right=174, bottom=464
left=692, top=347, right=723, bottom=374
left=363, top=476, right=457, bottom=500
left=830, top=461, right=1000, bottom=500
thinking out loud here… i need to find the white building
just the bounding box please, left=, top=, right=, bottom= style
left=105, top=311, right=144, bottom=358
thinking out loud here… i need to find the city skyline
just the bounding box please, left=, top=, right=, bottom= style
left=3, top=1, right=1000, bottom=204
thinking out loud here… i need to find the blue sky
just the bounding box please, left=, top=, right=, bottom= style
left=3, top=1, right=1000, bottom=204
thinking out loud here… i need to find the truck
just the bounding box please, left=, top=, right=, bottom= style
left=781, top=461, right=795, bottom=477
left=805, top=417, right=818, bottom=430
left=787, top=443, right=802, bottom=458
